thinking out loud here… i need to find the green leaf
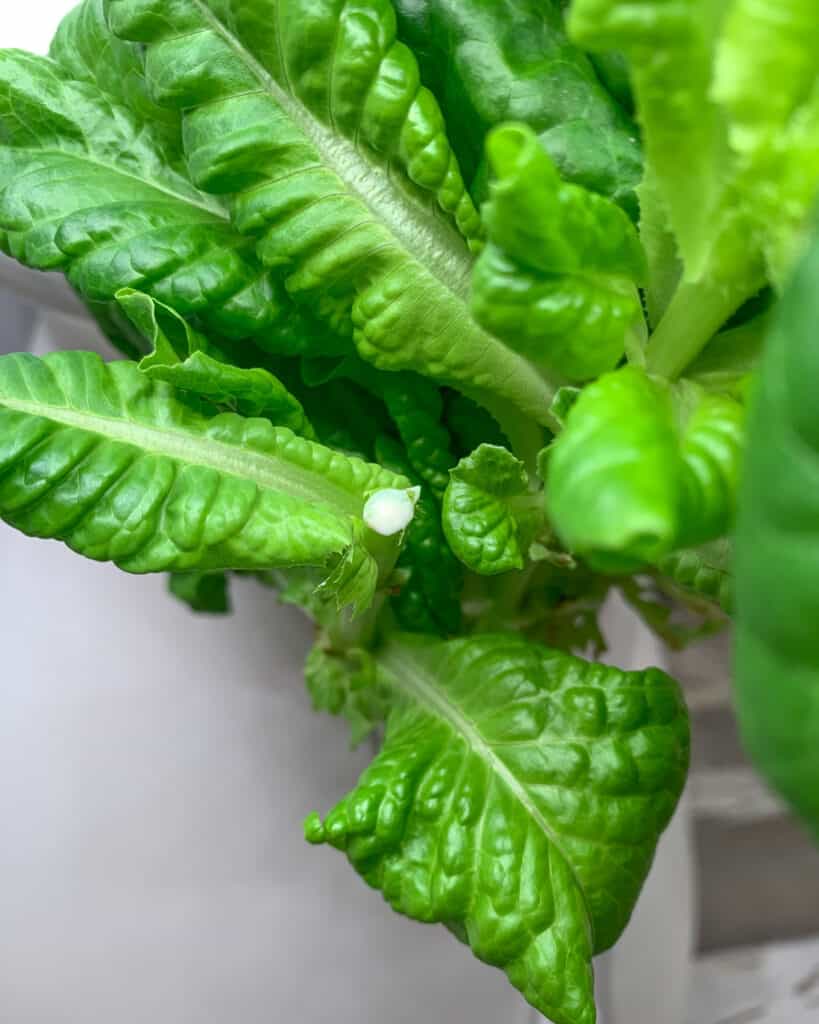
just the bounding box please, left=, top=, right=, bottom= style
left=380, top=377, right=456, bottom=503
left=443, top=444, right=542, bottom=575
left=0, top=351, right=408, bottom=609
left=0, top=38, right=334, bottom=355
left=302, top=354, right=457, bottom=502
left=444, top=391, right=508, bottom=458
left=376, top=435, right=463, bottom=637
left=104, top=0, right=558, bottom=428
left=48, top=0, right=184, bottom=166
left=168, top=570, right=231, bottom=613
left=546, top=367, right=744, bottom=571
left=305, top=644, right=388, bottom=747
left=658, top=539, right=733, bottom=613
left=392, top=0, right=642, bottom=215
left=569, top=0, right=727, bottom=280
left=686, top=315, right=769, bottom=399
left=571, top=1, right=819, bottom=378
left=713, top=0, right=819, bottom=284
left=734, top=228, right=819, bottom=837
left=472, top=124, right=646, bottom=383
left=306, top=633, right=689, bottom=1024
left=117, top=289, right=316, bottom=438
left=713, top=0, right=819, bottom=150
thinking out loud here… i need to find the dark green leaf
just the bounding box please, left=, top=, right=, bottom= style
left=734, top=228, right=819, bottom=837
left=392, top=0, right=642, bottom=214
left=169, top=570, right=231, bottom=613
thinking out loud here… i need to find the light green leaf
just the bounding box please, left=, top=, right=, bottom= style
left=48, top=0, right=184, bottom=165
left=443, top=444, right=541, bottom=575
left=686, top=314, right=769, bottom=398
left=472, top=123, right=646, bottom=382
left=713, top=0, right=819, bottom=150
left=104, top=0, right=557, bottom=427
left=0, top=39, right=333, bottom=355
left=546, top=367, right=744, bottom=571
left=713, top=0, right=819, bottom=284
left=0, top=351, right=407, bottom=612
left=307, top=633, right=690, bottom=1024
left=569, top=0, right=727, bottom=280
left=117, top=289, right=316, bottom=438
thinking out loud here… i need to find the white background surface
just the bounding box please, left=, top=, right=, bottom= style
left=5, top=3, right=73, bottom=52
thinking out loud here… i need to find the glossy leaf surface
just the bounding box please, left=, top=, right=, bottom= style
left=473, top=124, right=646, bottom=383
left=118, top=289, right=316, bottom=437
left=0, top=43, right=329, bottom=353
left=377, top=435, right=463, bottom=637
left=307, top=633, right=689, bottom=1024
left=443, top=444, right=538, bottom=576
left=0, top=351, right=406, bottom=593
left=105, top=0, right=557, bottom=425
left=547, top=367, right=744, bottom=571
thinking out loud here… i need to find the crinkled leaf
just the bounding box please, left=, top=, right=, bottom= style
left=734, top=229, right=819, bottom=837
left=305, top=644, right=388, bottom=748
left=376, top=435, right=462, bottom=637
left=444, top=391, right=508, bottom=458
left=392, top=0, right=642, bottom=215
left=0, top=351, right=406, bottom=613
left=303, top=354, right=457, bottom=502
left=0, top=35, right=334, bottom=356
left=48, top=0, right=184, bottom=165
left=714, top=0, right=819, bottom=145
left=443, top=444, right=541, bottom=575
left=658, top=539, right=733, bottom=614
left=546, top=367, right=744, bottom=571
left=105, top=0, right=557, bottom=428
left=117, top=289, right=316, bottom=437
left=569, top=0, right=727, bottom=280
left=169, top=570, right=231, bottom=613
left=473, top=124, right=646, bottom=383
left=571, top=0, right=818, bottom=377
left=380, top=378, right=456, bottom=503
left=307, top=633, right=689, bottom=1024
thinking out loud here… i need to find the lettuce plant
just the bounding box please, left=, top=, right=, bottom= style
left=1, top=2, right=817, bottom=1022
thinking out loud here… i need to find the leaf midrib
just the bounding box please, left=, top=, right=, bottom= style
left=379, top=641, right=583, bottom=894
left=192, top=0, right=473, bottom=300
left=1, top=395, right=362, bottom=517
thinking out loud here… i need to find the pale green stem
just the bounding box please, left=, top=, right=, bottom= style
left=646, top=273, right=765, bottom=380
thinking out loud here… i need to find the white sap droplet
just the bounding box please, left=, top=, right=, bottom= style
left=363, top=487, right=420, bottom=537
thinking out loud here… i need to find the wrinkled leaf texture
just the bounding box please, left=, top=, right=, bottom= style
left=103, top=0, right=557, bottom=427
left=0, top=351, right=405, bottom=592
left=308, top=633, right=689, bottom=1024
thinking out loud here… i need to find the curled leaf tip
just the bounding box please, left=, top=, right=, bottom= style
left=303, top=812, right=326, bottom=845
